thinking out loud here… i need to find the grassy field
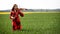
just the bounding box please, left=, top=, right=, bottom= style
left=0, top=12, right=60, bottom=34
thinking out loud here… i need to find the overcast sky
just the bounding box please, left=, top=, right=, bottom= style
left=0, top=0, right=60, bottom=10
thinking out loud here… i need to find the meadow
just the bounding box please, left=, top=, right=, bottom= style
left=0, top=12, right=60, bottom=34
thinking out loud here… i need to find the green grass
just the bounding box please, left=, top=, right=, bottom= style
left=0, top=13, right=60, bottom=34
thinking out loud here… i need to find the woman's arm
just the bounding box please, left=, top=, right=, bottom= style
left=18, top=10, right=24, bottom=17
left=10, top=11, right=15, bottom=19
left=20, top=8, right=25, bottom=10
left=19, top=8, right=27, bottom=10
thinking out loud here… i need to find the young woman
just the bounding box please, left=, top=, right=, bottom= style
left=10, top=4, right=24, bottom=30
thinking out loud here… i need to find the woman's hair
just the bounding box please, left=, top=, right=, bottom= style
left=12, top=4, right=18, bottom=11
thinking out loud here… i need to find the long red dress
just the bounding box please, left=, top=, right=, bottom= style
left=10, top=9, right=24, bottom=30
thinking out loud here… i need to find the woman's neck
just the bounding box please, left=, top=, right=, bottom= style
left=14, top=9, right=17, bottom=12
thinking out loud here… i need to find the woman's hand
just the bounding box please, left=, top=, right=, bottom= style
left=11, top=16, right=15, bottom=20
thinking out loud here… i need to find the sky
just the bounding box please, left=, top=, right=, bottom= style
left=0, top=0, right=60, bottom=10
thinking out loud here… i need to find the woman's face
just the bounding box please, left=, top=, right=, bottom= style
left=14, top=5, right=18, bottom=10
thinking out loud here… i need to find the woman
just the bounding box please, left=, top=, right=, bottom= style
left=10, top=4, right=24, bottom=30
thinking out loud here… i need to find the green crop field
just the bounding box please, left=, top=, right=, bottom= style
left=0, top=12, right=60, bottom=34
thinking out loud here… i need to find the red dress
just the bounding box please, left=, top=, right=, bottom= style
left=10, top=9, right=24, bottom=30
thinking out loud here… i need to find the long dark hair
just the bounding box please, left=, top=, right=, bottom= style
left=12, top=4, right=18, bottom=11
